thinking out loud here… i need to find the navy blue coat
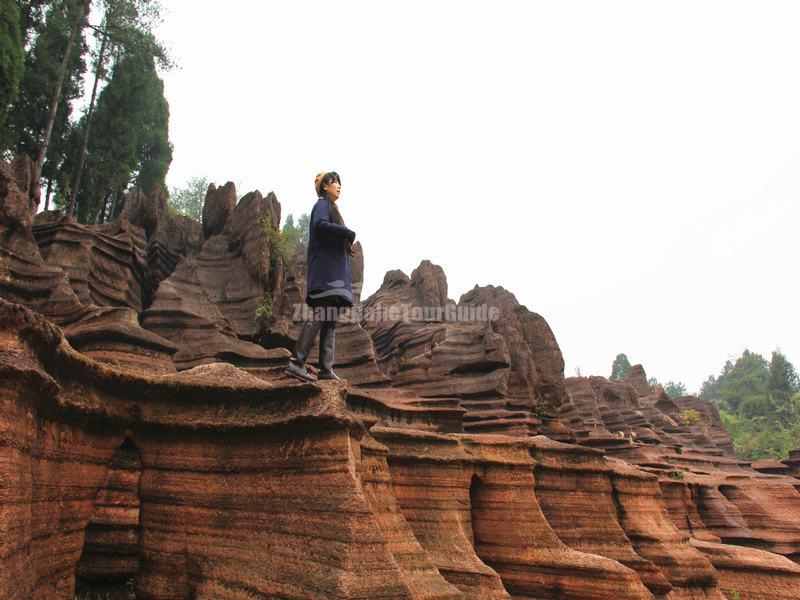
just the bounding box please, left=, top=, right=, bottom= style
left=306, top=197, right=355, bottom=307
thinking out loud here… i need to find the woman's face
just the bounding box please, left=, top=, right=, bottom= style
left=323, top=179, right=341, bottom=202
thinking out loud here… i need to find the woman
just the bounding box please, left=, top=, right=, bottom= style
left=285, top=171, right=357, bottom=382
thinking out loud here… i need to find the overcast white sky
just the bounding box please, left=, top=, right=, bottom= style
left=152, top=1, right=799, bottom=392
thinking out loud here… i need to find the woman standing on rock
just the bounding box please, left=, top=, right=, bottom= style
left=285, top=171, right=356, bottom=382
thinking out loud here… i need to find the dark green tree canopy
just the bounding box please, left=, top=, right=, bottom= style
left=702, top=349, right=800, bottom=460
left=4, top=0, right=87, bottom=174
left=18, top=0, right=50, bottom=44
left=610, top=353, right=632, bottom=381
left=0, top=0, right=25, bottom=133
left=2, top=0, right=173, bottom=220
left=67, top=46, right=172, bottom=222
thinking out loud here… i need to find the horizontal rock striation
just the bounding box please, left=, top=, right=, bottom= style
left=359, top=262, right=574, bottom=438
left=374, top=428, right=654, bottom=599
left=3, top=156, right=800, bottom=599
left=0, top=157, right=178, bottom=375
left=76, top=438, right=142, bottom=585
left=0, top=300, right=461, bottom=599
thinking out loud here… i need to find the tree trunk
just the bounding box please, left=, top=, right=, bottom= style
left=68, top=22, right=109, bottom=216
left=44, top=178, right=53, bottom=211
left=96, top=190, right=111, bottom=224
left=34, top=0, right=90, bottom=201
left=109, top=187, right=119, bottom=220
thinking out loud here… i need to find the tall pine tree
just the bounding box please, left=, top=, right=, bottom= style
left=67, top=0, right=171, bottom=215
left=0, top=0, right=24, bottom=134
left=610, top=353, right=632, bottom=381
left=65, top=44, right=171, bottom=223
left=4, top=0, right=88, bottom=205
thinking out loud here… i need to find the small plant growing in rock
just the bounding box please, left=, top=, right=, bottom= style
left=260, top=213, right=297, bottom=271
left=531, top=393, right=550, bottom=418
left=670, top=469, right=686, bottom=480
left=253, top=294, right=274, bottom=325
left=730, top=588, right=740, bottom=600
left=681, top=408, right=701, bottom=425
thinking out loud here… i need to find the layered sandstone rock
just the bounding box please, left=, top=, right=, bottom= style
left=139, top=184, right=294, bottom=377
left=4, top=157, right=800, bottom=600
left=77, top=439, right=142, bottom=585
left=32, top=212, right=149, bottom=312
left=360, top=261, right=573, bottom=438
left=0, top=157, right=178, bottom=375
left=0, top=300, right=461, bottom=599
left=373, top=428, right=653, bottom=599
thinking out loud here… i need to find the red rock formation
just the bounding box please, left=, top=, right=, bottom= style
left=147, top=210, right=203, bottom=298
left=374, top=428, right=653, bottom=599
left=77, top=439, right=142, bottom=585
left=4, top=157, right=800, bottom=599
left=201, top=181, right=236, bottom=239
left=0, top=300, right=461, bottom=599
left=533, top=438, right=673, bottom=596
left=0, top=157, right=178, bottom=375
left=782, top=448, right=800, bottom=479
left=359, top=262, right=576, bottom=438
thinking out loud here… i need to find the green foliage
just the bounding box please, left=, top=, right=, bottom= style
left=531, top=391, right=553, bottom=418
left=134, top=63, right=171, bottom=194
left=669, top=469, right=686, bottom=480
left=664, top=381, right=687, bottom=398
left=768, top=350, right=799, bottom=420
left=710, top=350, right=770, bottom=417
left=1, top=0, right=175, bottom=219
left=3, top=0, right=88, bottom=174
left=169, top=175, right=208, bottom=221
left=18, top=0, right=50, bottom=45
left=253, top=294, right=273, bottom=325
left=0, top=0, right=25, bottom=134
left=703, top=350, right=800, bottom=461
left=681, top=408, right=701, bottom=425
left=610, top=353, right=631, bottom=381
left=98, top=0, right=172, bottom=70
left=260, top=213, right=304, bottom=273
left=281, top=212, right=310, bottom=246
left=296, top=213, right=310, bottom=245
left=67, top=47, right=172, bottom=222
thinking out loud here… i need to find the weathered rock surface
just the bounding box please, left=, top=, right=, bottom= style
left=1, top=158, right=178, bottom=375
left=359, top=262, right=575, bottom=438
left=0, top=300, right=461, bottom=599
left=374, top=428, right=652, bottom=599
left=77, top=439, right=142, bottom=585
left=201, top=181, right=236, bottom=239
left=3, top=158, right=800, bottom=599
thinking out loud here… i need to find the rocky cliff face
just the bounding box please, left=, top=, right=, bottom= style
left=2, top=155, right=800, bottom=599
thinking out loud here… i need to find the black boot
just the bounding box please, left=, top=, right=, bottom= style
left=285, top=319, right=323, bottom=381
left=317, top=324, right=340, bottom=380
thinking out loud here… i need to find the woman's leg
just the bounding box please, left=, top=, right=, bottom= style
left=285, top=305, right=324, bottom=381
left=317, top=304, right=342, bottom=380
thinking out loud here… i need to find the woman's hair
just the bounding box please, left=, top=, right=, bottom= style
left=320, top=171, right=345, bottom=225
left=319, top=171, right=340, bottom=194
